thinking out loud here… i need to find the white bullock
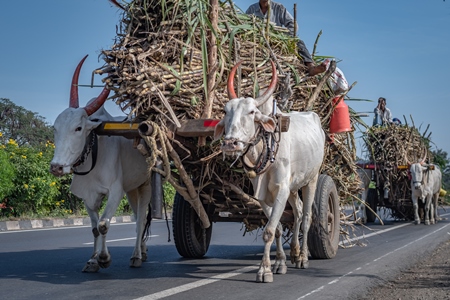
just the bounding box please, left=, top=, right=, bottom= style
left=410, top=158, right=442, bottom=225
left=50, top=55, right=152, bottom=272
left=214, top=61, right=325, bottom=283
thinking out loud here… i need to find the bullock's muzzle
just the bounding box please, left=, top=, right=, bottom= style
left=50, top=163, right=71, bottom=177
left=413, top=182, right=421, bottom=190
left=221, top=138, right=244, bottom=153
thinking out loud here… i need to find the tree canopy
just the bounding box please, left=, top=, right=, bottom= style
left=0, top=98, right=53, bottom=147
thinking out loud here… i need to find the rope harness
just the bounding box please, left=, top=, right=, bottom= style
left=240, top=115, right=281, bottom=176
left=72, top=131, right=98, bottom=176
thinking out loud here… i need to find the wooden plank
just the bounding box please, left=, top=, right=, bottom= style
left=175, top=119, right=219, bottom=137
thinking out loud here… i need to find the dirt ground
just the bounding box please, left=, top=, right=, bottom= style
left=360, top=238, right=450, bottom=300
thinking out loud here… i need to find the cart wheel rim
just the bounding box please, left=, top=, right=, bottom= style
left=327, top=195, right=335, bottom=234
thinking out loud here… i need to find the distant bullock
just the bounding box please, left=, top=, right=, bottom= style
left=214, top=61, right=325, bottom=283
left=50, top=55, right=151, bottom=272
left=409, top=154, right=442, bottom=225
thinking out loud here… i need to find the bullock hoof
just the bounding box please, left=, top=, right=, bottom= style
left=425, top=220, right=431, bottom=225
left=256, top=271, right=273, bottom=283
left=296, top=259, right=309, bottom=269
left=414, top=220, right=420, bottom=225
left=273, top=263, right=287, bottom=274
left=130, top=257, right=143, bottom=268
left=142, top=252, right=148, bottom=262
left=82, top=260, right=100, bottom=273
left=98, top=253, right=112, bottom=268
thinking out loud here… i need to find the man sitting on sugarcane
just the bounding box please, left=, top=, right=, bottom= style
left=373, top=97, right=393, bottom=126
left=246, top=0, right=326, bottom=76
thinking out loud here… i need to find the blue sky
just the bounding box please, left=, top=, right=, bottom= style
left=1, top=0, right=449, bottom=157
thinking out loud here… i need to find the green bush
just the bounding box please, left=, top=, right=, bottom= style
left=0, top=146, right=16, bottom=216
left=3, top=139, right=61, bottom=217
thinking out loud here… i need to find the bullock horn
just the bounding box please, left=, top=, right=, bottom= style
left=84, top=87, right=111, bottom=116
left=70, top=55, right=89, bottom=108
left=227, top=61, right=242, bottom=99
left=420, top=148, right=427, bottom=164
left=254, top=60, right=278, bottom=107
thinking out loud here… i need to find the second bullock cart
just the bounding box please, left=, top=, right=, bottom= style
left=358, top=123, right=434, bottom=222
left=93, top=0, right=362, bottom=261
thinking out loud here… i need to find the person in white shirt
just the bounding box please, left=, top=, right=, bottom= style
left=373, top=97, right=392, bottom=126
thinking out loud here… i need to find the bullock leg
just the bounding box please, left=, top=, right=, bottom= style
left=127, top=182, right=152, bottom=268
left=273, top=223, right=287, bottom=275
left=433, top=193, right=440, bottom=223
left=411, top=196, right=421, bottom=225
left=424, top=195, right=432, bottom=225
left=288, top=192, right=302, bottom=268
left=82, top=195, right=103, bottom=273
left=256, top=188, right=290, bottom=283
left=96, top=185, right=126, bottom=268
left=298, top=174, right=319, bottom=269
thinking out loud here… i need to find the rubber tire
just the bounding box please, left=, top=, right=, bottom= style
left=307, top=174, right=340, bottom=259
left=172, top=192, right=212, bottom=258
left=366, top=188, right=378, bottom=223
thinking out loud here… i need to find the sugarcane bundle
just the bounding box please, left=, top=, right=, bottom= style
left=364, top=122, right=433, bottom=168
left=98, top=0, right=361, bottom=214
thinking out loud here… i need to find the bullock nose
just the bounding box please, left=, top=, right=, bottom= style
left=50, top=163, right=64, bottom=177
left=222, top=138, right=239, bottom=149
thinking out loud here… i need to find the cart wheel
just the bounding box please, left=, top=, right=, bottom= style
left=172, top=192, right=212, bottom=258
left=366, top=188, right=378, bottom=223
left=307, top=174, right=340, bottom=259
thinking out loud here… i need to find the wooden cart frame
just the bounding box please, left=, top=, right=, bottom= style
left=95, top=119, right=341, bottom=259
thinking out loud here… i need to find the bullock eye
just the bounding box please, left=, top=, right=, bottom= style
left=75, top=127, right=82, bottom=132
left=249, top=110, right=255, bottom=115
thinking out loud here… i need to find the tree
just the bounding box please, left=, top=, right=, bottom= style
left=0, top=98, right=53, bottom=147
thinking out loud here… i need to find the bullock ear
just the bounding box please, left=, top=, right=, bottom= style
left=255, top=111, right=276, bottom=132
left=213, top=120, right=225, bottom=142
left=86, top=117, right=103, bottom=130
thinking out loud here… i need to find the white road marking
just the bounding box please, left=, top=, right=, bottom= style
left=83, top=235, right=159, bottom=245
left=134, top=266, right=259, bottom=300
left=296, top=220, right=450, bottom=299
left=134, top=212, right=450, bottom=300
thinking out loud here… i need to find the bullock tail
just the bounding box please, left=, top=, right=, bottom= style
left=142, top=202, right=152, bottom=241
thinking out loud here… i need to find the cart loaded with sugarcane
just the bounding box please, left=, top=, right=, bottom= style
left=91, top=0, right=363, bottom=265
left=358, top=119, right=439, bottom=223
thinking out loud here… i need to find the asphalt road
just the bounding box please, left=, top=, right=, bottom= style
left=1, top=208, right=450, bottom=300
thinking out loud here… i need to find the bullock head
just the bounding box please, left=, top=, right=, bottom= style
left=214, top=61, right=277, bottom=157
left=408, top=150, right=428, bottom=190
left=50, top=55, right=110, bottom=177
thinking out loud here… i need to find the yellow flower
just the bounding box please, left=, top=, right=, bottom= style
left=39, top=152, right=43, bottom=156
left=0, top=132, right=3, bottom=137
left=56, top=202, right=60, bottom=206
left=49, top=182, right=56, bottom=187
left=21, top=155, right=27, bottom=159
left=61, top=199, right=65, bottom=203
left=24, top=184, right=29, bottom=189
left=8, top=139, right=17, bottom=146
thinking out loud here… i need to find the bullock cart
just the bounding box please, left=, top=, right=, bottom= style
left=93, top=0, right=362, bottom=262
left=358, top=122, right=433, bottom=222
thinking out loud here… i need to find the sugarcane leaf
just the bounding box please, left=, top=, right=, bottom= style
left=284, top=62, right=301, bottom=84
left=171, top=80, right=182, bottom=96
